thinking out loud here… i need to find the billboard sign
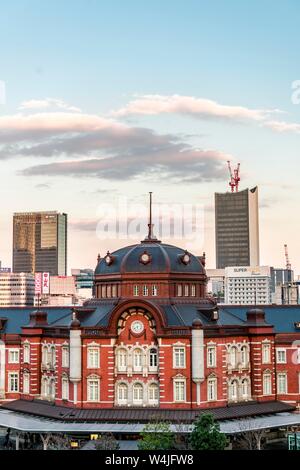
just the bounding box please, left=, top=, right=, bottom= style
left=35, top=273, right=42, bottom=295
left=42, top=272, right=50, bottom=294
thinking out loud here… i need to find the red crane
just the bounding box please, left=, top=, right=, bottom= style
left=227, top=161, right=241, bottom=192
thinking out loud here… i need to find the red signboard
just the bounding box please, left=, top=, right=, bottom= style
left=42, top=272, right=50, bottom=294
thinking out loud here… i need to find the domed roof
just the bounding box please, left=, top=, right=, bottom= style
left=95, top=241, right=205, bottom=275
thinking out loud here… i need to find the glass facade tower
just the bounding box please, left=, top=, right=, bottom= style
left=13, top=211, right=67, bottom=275
left=215, top=187, right=259, bottom=269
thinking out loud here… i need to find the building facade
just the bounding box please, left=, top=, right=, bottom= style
left=225, top=266, right=272, bottom=305
left=0, top=235, right=300, bottom=411
left=34, top=275, right=77, bottom=307
left=215, top=187, right=260, bottom=269
left=13, top=211, right=67, bottom=276
left=0, top=272, right=35, bottom=307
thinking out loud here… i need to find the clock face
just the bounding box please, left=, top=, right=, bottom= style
left=141, top=253, right=150, bottom=263
left=183, top=253, right=190, bottom=264
left=131, top=320, right=144, bottom=334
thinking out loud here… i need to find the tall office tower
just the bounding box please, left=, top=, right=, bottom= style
left=13, top=211, right=67, bottom=275
left=215, top=187, right=260, bottom=269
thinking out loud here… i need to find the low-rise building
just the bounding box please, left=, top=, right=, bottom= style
left=225, top=266, right=272, bottom=305
left=0, top=272, right=35, bottom=307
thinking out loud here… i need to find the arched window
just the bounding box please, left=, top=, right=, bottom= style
left=230, top=346, right=237, bottom=368
left=112, top=284, right=117, bottom=297
left=106, top=285, right=111, bottom=298
left=23, top=371, right=30, bottom=394
left=41, top=377, right=48, bottom=397
left=62, top=376, right=69, bottom=400
left=241, top=346, right=248, bottom=367
left=133, top=285, right=139, bottom=296
left=152, top=285, right=158, bottom=296
left=148, top=383, right=159, bottom=404
left=143, top=285, right=149, bottom=296
left=49, top=378, right=56, bottom=399
left=117, top=383, right=128, bottom=404
left=133, top=383, right=143, bottom=404
left=149, top=348, right=158, bottom=369
left=117, top=348, right=127, bottom=372
left=241, top=378, right=250, bottom=399
left=42, top=345, right=48, bottom=365
left=177, top=284, right=182, bottom=297
left=23, top=343, right=30, bottom=363
left=229, top=380, right=238, bottom=401
left=133, top=349, right=143, bottom=371
left=50, top=346, right=56, bottom=367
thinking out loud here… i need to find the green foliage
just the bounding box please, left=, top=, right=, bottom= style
left=189, top=413, right=227, bottom=450
left=138, top=421, right=175, bottom=450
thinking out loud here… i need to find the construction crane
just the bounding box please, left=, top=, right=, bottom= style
left=284, top=244, right=292, bottom=271
left=227, top=161, right=241, bottom=192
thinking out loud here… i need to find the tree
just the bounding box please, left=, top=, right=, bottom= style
left=94, top=434, right=120, bottom=450
left=138, top=421, right=175, bottom=450
left=189, top=413, right=227, bottom=450
left=234, top=419, right=268, bottom=450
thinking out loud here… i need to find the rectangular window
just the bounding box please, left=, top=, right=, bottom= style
left=173, top=347, right=185, bottom=368
left=106, top=285, right=111, bottom=298
left=8, top=349, right=19, bottom=364
left=87, top=347, right=100, bottom=368
left=112, top=284, right=117, bottom=297
left=62, top=347, right=69, bottom=368
left=277, top=373, right=287, bottom=394
left=184, top=284, right=189, bottom=297
left=207, top=378, right=217, bottom=401
left=207, top=346, right=216, bottom=368
left=101, top=285, right=106, bottom=298
left=177, top=284, right=182, bottom=297
left=191, top=284, right=196, bottom=297
left=88, top=379, right=99, bottom=401
left=276, top=349, right=286, bottom=364
left=262, top=343, right=271, bottom=364
left=174, top=380, right=185, bottom=402
left=263, top=374, right=272, bottom=395
left=9, top=373, right=19, bottom=393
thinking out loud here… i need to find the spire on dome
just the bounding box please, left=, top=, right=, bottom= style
left=142, top=192, right=161, bottom=243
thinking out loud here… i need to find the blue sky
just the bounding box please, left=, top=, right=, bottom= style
left=0, top=0, right=300, bottom=273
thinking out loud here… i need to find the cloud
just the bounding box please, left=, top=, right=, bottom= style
left=263, top=120, right=300, bottom=134
left=19, top=98, right=81, bottom=113
left=0, top=111, right=230, bottom=182
left=35, top=183, right=50, bottom=190
left=112, top=94, right=279, bottom=123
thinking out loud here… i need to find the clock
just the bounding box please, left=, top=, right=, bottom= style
left=105, top=251, right=114, bottom=266
left=181, top=251, right=191, bottom=265
left=139, top=250, right=151, bottom=265
left=131, top=320, right=144, bottom=335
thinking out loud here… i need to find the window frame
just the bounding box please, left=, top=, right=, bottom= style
left=207, top=377, right=217, bottom=401
left=207, top=345, right=216, bottom=368
left=173, top=346, right=186, bottom=369
left=174, top=379, right=186, bottom=402
left=8, top=372, right=19, bottom=393
left=276, top=348, right=287, bottom=364
left=8, top=348, right=20, bottom=364
left=87, top=346, right=100, bottom=369
left=87, top=377, right=100, bottom=402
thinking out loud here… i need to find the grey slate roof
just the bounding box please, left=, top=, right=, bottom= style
left=0, top=303, right=300, bottom=334
left=95, top=242, right=204, bottom=275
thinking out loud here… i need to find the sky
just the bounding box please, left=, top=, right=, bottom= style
left=0, top=0, right=300, bottom=274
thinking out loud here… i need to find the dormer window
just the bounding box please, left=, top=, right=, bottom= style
left=104, top=251, right=114, bottom=266
left=180, top=251, right=191, bottom=265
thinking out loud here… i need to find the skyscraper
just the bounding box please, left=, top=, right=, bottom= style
left=215, top=187, right=259, bottom=269
left=13, top=211, right=67, bottom=275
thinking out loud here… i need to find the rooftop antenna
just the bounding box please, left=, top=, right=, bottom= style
left=227, top=161, right=241, bottom=192
left=143, top=192, right=160, bottom=243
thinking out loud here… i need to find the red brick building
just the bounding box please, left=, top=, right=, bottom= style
left=0, top=230, right=300, bottom=412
